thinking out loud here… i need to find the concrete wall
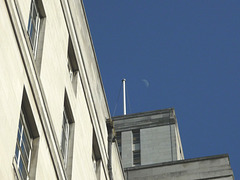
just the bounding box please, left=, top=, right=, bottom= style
left=125, top=154, right=234, bottom=180
left=112, top=142, right=125, bottom=180
left=113, top=109, right=184, bottom=168
left=141, top=125, right=175, bottom=165
left=0, top=0, right=124, bottom=179
left=122, top=131, right=133, bottom=168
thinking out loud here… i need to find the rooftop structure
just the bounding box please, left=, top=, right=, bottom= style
left=113, top=109, right=234, bottom=180
left=113, top=108, right=184, bottom=168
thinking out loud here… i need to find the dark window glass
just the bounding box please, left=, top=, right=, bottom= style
left=133, top=150, right=141, bottom=165
left=61, top=108, right=70, bottom=167
left=15, top=145, right=19, bottom=161
left=15, top=111, right=32, bottom=180
left=133, top=129, right=140, bottom=144
left=27, top=1, right=40, bottom=56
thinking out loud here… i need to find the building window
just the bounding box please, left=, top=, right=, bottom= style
left=92, top=131, right=101, bottom=179
left=92, top=149, right=98, bottom=172
left=133, top=150, right=141, bottom=166
left=132, top=129, right=141, bottom=166
left=67, top=37, right=79, bottom=95
left=67, top=58, right=74, bottom=81
left=61, top=108, right=70, bottom=167
left=133, top=129, right=140, bottom=144
left=27, top=0, right=40, bottom=57
left=13, top=89, right=39, bottom=180
left=15, top=110, right=32, bottom=180
left=67, top=37, right=79, bottom=80
left=60, top=93, right=75, bottom=178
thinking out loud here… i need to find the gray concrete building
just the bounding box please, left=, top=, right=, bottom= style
left=113, top=108, right=184, bottom=168
left=113, top=109, right=234, bottom=179
left=125, top=154, right=234, bottom=180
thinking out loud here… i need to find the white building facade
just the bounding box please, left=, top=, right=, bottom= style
left=0, top=0, right=124, bottom=179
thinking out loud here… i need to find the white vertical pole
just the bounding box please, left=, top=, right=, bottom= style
left=122, top=79, right=126, bottom=115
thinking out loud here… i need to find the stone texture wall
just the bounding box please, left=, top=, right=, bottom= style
left=113, top=109, right=184, bottom=168
left=0, top=0, right=124, bottom=179
left=125, top=154, right=234, bottom=180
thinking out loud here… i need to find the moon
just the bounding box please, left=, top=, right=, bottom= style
left=142, top=79, right=150, bottom=88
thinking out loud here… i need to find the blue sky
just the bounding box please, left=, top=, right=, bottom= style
left=84, top=0, right=240, bottom=177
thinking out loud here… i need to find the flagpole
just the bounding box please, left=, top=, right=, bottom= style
left=122, top=79, right=126, bottom=115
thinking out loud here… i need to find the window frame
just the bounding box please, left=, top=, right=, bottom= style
left=60, top=93, right=75, bottom=178
left=132, top=129, right=141, bottom=166
left=67, top=57, right=74, bottom=82
left=67, top=36, right=80, bottom=96
left=27, top=0, right=40, bottom=58
left=133, top=150, right=141, bottom=166
left=13, top=89, right=40, bottom=180
left=92, top=131, right=101, bottom=179
left=132, top=129, right=140, bottom=145
left=92, top=148, right=97, bottom=172
left=61, top=108, right=70, bottom=167
left=15, top=109, right=33, bottom=180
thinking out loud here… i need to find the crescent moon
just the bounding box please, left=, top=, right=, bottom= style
left=142, top=79, right=149, bottom=87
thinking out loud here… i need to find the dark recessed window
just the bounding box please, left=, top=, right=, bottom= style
left=28, top=0, right=40, bottom=57
left=92, top=131, right=101, bottom=179
left=133, top=129, right=140, bottom=144
left=132, top=129, right=141, bottom=166
left=15, top=110, right=32, bottom=180
left=14, top=91, right=39, bottom=180
left=60, top=93, right=75, bottom=178
left=133, top=150, right=141, bottom=166
left=61, top=107, right=70, bottom=167
left=67, top=37, right=79, bottom=95
left=67, top=37, right=79, bottom=81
